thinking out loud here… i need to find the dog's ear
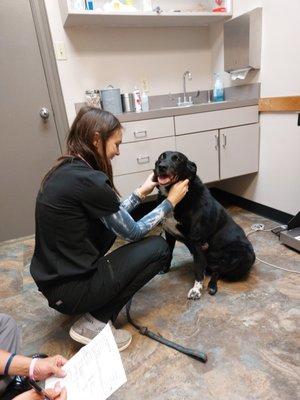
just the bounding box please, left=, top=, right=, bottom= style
left=152, top=169, right=158, bottom=182
left=187, top=161, right=197, bottom=179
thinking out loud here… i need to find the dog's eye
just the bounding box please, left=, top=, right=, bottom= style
left=171, top=154, right=180, bottom=162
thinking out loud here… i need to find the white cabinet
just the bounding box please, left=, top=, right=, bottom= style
left=174, top=106, right=260, bottom=183
left=220, top=123, right=260, bottom=180
left=175, top=130, right=219, bottom=184
left=112, top=106, right=260, bottom=199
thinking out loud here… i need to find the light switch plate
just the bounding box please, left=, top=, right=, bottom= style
left=54, top=42, right=67, bottom=61
left=141, top=78, right=149, bottom=92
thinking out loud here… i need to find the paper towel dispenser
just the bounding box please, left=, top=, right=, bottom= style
left=224, top=8, right=262, bottom=75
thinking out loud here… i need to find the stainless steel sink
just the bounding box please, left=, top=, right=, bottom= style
left=159, top=104, right=193, bottom=110
left=159, top=100, right=228, bottom=111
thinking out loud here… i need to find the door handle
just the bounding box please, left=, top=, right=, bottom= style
left=137, top=156, right=150, bottom=164
left=214, top=134, right=219, bottom=150
left=222, top=133, right=227, bottom=148
left=134, top=130, right=147, bottom=138
left=39, top=107, right=50, bottom=120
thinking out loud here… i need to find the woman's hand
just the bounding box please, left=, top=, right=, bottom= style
left=33, top=355, right=67, bottom=381
left=137, top=172, right=158, bottom=197
left=167, top=179, right=189, bottom=207
left=13, top=383, right=67, bottom=400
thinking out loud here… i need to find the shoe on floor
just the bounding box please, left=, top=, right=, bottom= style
left=1, top=376, right=31, bottom=400
left=69, top=313, right=132, bottom=352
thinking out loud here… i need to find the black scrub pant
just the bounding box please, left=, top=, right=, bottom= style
left=0, top=315, right=21, bottom=396
left=41, top=236, right=170, bottom=323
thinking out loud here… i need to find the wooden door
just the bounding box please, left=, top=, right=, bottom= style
left=0, top=0, right=62, bottom=241
left=220, top=123, right=260, bottom=180
left=175, top=130, right=220, bottom=184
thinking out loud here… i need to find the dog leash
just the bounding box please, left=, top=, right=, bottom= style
left=125, top=298, right=207, bottom=363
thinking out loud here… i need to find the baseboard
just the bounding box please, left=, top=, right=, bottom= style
left=133, top=189, right=293, bottom=224
left=210, top=188, right=293, bottom=224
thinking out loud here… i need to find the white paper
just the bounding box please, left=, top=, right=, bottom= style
left=230, top=67, right=251, bottom=81
left=45, top=324, right=127, bottom=400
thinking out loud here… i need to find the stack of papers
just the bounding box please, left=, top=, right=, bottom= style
left=46, top=324, right=127, bottom=400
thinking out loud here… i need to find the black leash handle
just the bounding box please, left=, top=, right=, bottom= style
left=126, top=299, right=207, bottom=363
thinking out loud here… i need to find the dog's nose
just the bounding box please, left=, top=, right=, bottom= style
left=158, top=164, right=167, bottom=173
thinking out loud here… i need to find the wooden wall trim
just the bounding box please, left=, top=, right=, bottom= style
left=259, top=96, right=300, bottom=112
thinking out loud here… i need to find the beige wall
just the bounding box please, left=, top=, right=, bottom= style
left=44, top=0, right=212, bottom=125
left=45, top=0, right=300, bottom=215
left=211, top=0, right=300, bottom=215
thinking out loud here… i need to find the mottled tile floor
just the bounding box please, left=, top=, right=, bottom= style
left=0, top=206, right=299, bottom=399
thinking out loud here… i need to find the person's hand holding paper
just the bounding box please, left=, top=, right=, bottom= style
left=45, top=324, right=127, bottom=400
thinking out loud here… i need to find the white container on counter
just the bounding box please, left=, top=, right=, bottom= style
left=141, top=91, right=149, bottom=112
left=142, top=0, right=152, bottom=12
left=85, top=89, right=101, bottom=108
left=71, top=0, right=85, bottom=11
left=133, top=87, right=142, bottom=113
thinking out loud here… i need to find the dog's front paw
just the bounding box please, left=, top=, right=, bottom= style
left=159, top=265, right=171, bottom=275
left=187, top=280, right=204, bottom=300
left=208, top=280, right=218, bottom=295
left=187, top=288, right=202, bottom=299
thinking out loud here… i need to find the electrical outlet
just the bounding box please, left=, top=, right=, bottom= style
left=141, top=78, right=149, bottom=92
left=54, top=42, right=67, bottom=61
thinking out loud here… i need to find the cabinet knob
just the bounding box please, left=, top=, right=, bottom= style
left=222, top=133, right=227, bottom=148
left=214, top=134, right=219, bottom=150
left=137, top=156, right=150, bottom=164
left=134, top=130, right=147, bottom=138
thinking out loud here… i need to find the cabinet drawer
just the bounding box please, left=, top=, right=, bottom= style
left=122, top=117, right=174, bottom=143
left=175, top=105, right=259, bottom=135
left=112, top=136, right=176, bottom=176
left=114, top=170, right=152, bottom=199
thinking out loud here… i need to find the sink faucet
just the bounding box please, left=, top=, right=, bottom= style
left=178, top=71, right=193, bottom=106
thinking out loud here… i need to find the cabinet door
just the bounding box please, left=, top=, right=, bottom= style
left=112, top=136, right=176, bottom=176
left=220, top=123, right=260, bottom=180
left=175, top=130, right=219, bottom=184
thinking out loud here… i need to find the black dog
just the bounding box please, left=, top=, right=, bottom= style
left=154, top=151, right=255, bottom=299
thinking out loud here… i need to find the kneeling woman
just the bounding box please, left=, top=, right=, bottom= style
left=30, top=107, right=188, bottom=351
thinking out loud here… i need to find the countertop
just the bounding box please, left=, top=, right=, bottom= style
left=117, top=98, right=259, bottom=123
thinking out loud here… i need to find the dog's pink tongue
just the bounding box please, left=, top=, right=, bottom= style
left=158, top=176, right=171, bottom=185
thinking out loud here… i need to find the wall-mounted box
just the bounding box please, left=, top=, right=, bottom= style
left=224, top=7, right=262, bottom=73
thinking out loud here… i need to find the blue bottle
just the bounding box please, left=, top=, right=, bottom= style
left=85, top=0, right=94, bottom=10
left=213, top=73, right=225, bottom=102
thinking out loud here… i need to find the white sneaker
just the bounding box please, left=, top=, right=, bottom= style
left=69, top=313, right=132, bottom=352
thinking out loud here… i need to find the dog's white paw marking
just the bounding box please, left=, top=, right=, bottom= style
left=187, top=280, right=204, bottom=300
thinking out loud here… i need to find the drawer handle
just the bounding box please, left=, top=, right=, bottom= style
left=137, top=156, right=150, bottom=164
left=134, top=130, right=147, bottom=138
left=222, top=133, right=227, bottom=149
left=214, top=134, right=219, bottom=150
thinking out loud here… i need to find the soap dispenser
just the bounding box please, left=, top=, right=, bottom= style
left=213, top=73, right=225, bottom=102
